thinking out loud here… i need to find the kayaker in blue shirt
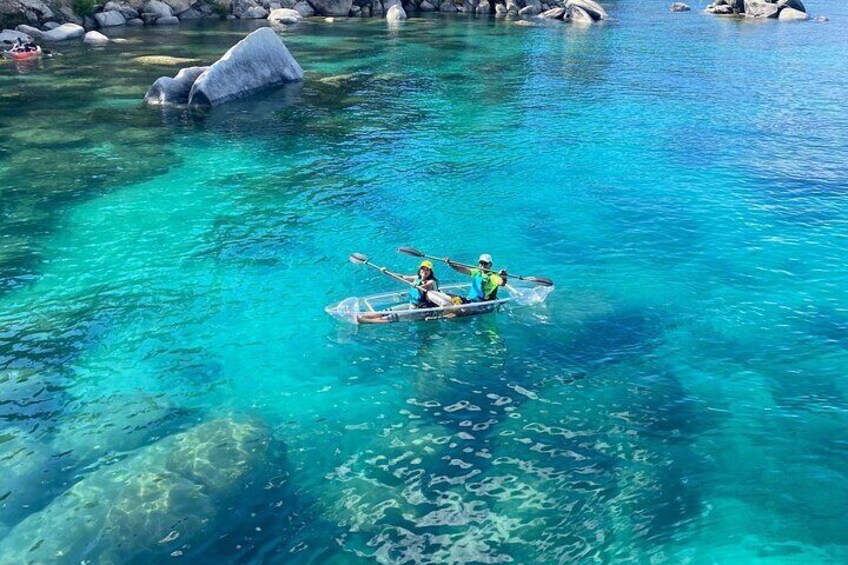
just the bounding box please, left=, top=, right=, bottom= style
left=447, top=254, right=507, bottom=302
left=400, top=260, right=440, bottom=308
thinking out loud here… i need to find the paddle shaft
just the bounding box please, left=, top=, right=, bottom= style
left=412, top=252, right=541, bottom=285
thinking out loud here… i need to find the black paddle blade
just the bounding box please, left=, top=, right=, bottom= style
left=349, top=253, right=368, bottom=264
left=397, top=246, right=425, bottom=258
left=522, top=276, right=555, bottom=287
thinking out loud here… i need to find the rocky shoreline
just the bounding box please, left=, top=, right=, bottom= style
left=1, top=0, right=610, bottom=29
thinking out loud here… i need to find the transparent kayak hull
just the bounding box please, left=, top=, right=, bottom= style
left=325, top=282, right=552, bottom=325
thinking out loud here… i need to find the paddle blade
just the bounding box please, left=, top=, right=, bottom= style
left=397, top=246, right=425, bottom=258
left=349, top=253, right=368, bottom=265
left=522, top=276, right=555, bottom=287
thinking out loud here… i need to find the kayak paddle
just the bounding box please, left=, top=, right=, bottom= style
left=397, top=247, right=554, bottom=287
left=349, top=253, right=455, bottom=307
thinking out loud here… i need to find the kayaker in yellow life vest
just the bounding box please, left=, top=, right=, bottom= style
left=447, top=254, right=507, bottom=302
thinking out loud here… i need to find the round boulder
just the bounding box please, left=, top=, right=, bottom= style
left=778, top=6, right=809, bottom=20
left=144, top=0, right=174, bottom=18
left=386, top=4, right=406, bottom=20
left=41, top=23, right=85, bottom=41
left=268, top=7, right=302, bottom=22
left=84, top=30, right=110, bottom=44
left=94, top=10, right=127, bottom=27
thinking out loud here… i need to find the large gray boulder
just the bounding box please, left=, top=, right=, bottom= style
left=568, top=4, right=593, bottom=23
left=309, top=0, right=353, bottom=15
left=244, top=4, right=269, bottom=16
left=708, top=4, right=734, bottom=14
left=145, top=65, right=209, bottom=104
left=268, top=7, right=302, bottom=22
left=94, top=10, right=127, bottom=26
left=744, top=0, right=779, bottom=18
left=187, top=27, right=304, bottom=106
left=564, top=0, right=607, bottom=20
left=778, top=6, right=808, bottom=20
left=157, top=15, right=180, bottom=23
left=41, top=23, right=84, bottom=41
left=539, top=6, right=565, bottom=18
left=669, top=2, right=690, bottom=11
left=777, top=0, right=805, bottom=11
left=293, top=0, right=315, bottom=15
left=143, top=0, right=174, bottom=17
left=386, top=3, right=406, bottom=19
left=161, top=0, right=193, bottom=14
left=84, top=30, right=110, bottom=44
left=1, top=28, right=35, bottom=42
left=104, top=1, right=140, bottom=19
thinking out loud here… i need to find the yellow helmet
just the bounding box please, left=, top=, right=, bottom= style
left=419, top=260, right=434, bottom=270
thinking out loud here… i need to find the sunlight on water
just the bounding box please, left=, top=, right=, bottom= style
left=1, top=3, right=848, bottom=563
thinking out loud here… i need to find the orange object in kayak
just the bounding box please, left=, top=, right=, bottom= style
left=4, top=46, right=41, bottom=61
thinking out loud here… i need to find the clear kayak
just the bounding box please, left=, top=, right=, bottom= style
left=325, top=282, right=553, bottom=325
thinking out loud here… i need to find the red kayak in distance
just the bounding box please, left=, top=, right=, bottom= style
left=4, top=46, right=42, bottom=61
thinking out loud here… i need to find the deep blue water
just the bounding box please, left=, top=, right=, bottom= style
left=1, top=1, right=848, bottom=562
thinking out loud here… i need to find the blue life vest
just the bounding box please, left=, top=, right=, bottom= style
left=409, top=277, right=438, bottom=306
left=467, top=271, right=486, bottom=301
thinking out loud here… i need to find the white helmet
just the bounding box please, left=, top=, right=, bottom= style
left=478, top=254, right=493, bottom=265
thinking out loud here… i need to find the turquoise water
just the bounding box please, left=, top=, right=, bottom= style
left=2, top=2, right=848, bottom=562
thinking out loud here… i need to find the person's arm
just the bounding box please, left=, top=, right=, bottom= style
left=446, top=259, right=473, bottom=276
left=497, top=269, right=507, bottom=286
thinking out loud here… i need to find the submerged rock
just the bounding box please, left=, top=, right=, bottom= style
left=145, top=65, right=209, bottom=104
left=41, top=23, right=84, bottom=41
left=0, top=419, right=276, bottom=564
left=157, top=15, right=180, bottom=23
left=187, top=27, right=303, bottom=106
left=670, top=2, right=690, bottom=11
